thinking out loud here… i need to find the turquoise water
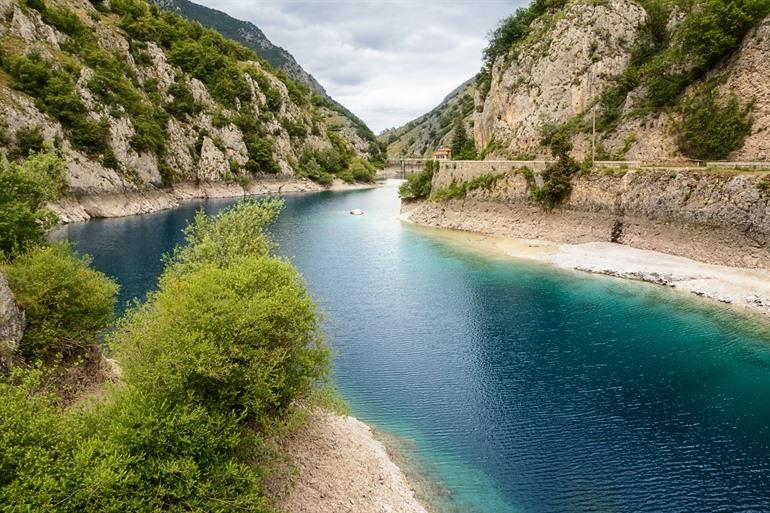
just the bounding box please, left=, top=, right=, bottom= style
left=57, top=181, right=770, bottom=512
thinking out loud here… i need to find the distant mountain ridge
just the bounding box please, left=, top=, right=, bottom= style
left=150, top=0, right=328, bottom=98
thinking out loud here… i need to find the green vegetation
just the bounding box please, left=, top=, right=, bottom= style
left=398, top=160, right=438, bottom=200
left=0, top=151, right=65, bottom=258
left=451, top=122, right=478, bottom=160
left=3, top=53, right=111, bottom=157
left=431, top=172, right=504, bottom=202
left=1, top=0, right=379, bottom=188
left=530, top=128, right=581, bottom=209
left=478, top=0, right=569, bottom=97
left=0, top=199, right=331, bottom=512
left=5, top=243, right=118, bottom=361
left=297, top=132, right=373, bottom=184
left=9, top=126, right=46, bottom=161
left=675, top=80, right=754, bottom=160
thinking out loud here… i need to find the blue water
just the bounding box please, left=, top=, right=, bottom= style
left=56, top=181, right=770, bottom=513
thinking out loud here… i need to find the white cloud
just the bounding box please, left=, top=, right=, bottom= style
left=193, top=0, right=524, bottom=132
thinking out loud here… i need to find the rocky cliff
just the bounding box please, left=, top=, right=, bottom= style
left=406, top=161, right=770, bottom=268
left=0, top=0, right=382, bottom=208
left=388, top=0, right=770, bottom=162
left=0, top=273, right=24, bottom=368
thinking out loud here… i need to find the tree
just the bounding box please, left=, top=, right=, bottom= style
left=451, top=121, right=468, bottom=157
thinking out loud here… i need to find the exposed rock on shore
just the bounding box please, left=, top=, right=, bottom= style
left=266, top=410, right=428, bottom=513
left=49, top=178, right=379, bottom=223
left=0, top=273, right=24, bottom=367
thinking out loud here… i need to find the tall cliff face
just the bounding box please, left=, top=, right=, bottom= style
left=475, top=0, right=770, bottom=161
left=0, top=0, right=381, bottom=198
left=475, top=0, right=647, bottom=157
left=388, top=0, right=769, bottom=162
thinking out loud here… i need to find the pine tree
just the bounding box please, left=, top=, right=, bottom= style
left=451, top=121, right=468, bottom=158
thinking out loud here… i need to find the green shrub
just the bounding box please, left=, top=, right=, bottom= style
left=0, top=369, right=268, bottom=513
left=531, top=128, right=581, bottom=209
left=164, top=198, right=282, bottom=277
left=6, top=243, right=118, bottom=361
left=0, top=199, right=331, bottom=512
left=675, top=82, right=753, bottom=160
left=165, top=81, right=203, bottom=119
left=116, top=199, right=328, bottom=424
left=113, top=255, right=328, bottom=424
left=244, top=138, right=279, bottom=174
left=398, top=160, right=437, bottom=200
left=431, top=173, right=503, bottom=202
left=9, top=126, right=46, bottom=161
left=348, top=157, right=376, bottom=182
left=281, top=117, right=307, bottom=139
left=0, top=152, right=65, bottom=258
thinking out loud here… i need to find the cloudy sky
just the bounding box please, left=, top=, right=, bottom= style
left=193, top=1, right=523, bottom=133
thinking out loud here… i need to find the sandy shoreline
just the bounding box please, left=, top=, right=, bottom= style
left=50, top=177, right=379, bottom=223
left=266, top=409, right=428, bottom=513
left=401, top=210, right=770, bottom=319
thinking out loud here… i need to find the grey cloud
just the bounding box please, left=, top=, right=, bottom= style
left=195, top=0, right=525, bottom=132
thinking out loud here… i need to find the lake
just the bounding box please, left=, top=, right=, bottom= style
left=57, top=180, right=770, bottom=513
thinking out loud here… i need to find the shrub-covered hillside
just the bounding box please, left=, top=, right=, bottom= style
left=0, top=0, right=383, bottom=197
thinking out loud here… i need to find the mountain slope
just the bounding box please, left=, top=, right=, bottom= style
left=379, top=78, right=475, bottom=158
left=387, top=0, right=770, bottom=162
left=0, top=0, right=381, bottom=200
left=151, top=0, right=384, bottom=164
left=150, top=0, right=328, bottom=97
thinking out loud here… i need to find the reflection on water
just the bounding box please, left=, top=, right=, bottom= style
left=59, top=180, right=770, bottom=513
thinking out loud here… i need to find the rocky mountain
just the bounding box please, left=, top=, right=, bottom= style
left=387, top=0, right=770, bottom=162
left=379, top=78, right=475, bottom=158
left=150, top=0, right=328, bottom=98
left=0, top=0, right=383, bottom=202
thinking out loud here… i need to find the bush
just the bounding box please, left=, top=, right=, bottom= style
left=9, top=126, right=46, bottom=161
left=0, top=370, right=268, bottom=513
left=348, top=157, right=376, bottom=182
left=164, top=198, right=282, bottom=277
left=398, top=160, right=437, bottom=200
left=675, top=82, right=753, bottom=160
left=165, top=82, right=203, bottom=119
left=115, top=199, right=328, bottom=424
left=0, top=200, right=330, bottom=511
left=531, top=128, right=581, bottom=209
left=6, top=243, right=118, bottom=361
left=431, top=173, right=503, bottom=202
left=0, top=152, right=66, bottom=258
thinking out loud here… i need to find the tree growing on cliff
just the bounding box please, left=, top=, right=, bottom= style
left=530, top=126, right=581, bottom=209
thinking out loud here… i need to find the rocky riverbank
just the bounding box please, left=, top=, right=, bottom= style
left=401, top=206, right=770, bottom=318
left=49, top=177, right=379, bottom=223
left=265, top=409, right=428, bottom=513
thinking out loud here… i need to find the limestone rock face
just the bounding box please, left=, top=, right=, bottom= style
left=475, top=0, right=647, bottom=155
left=198, top=137, right=230, bottom=182
left=726, top=17, right=770, bottom=161
left=0, top=273, right=24, bottom=365
left=0, top=0, right=379, bottom=204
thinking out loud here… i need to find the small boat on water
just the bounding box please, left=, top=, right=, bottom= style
left=350, top=209, right=364, bottom=215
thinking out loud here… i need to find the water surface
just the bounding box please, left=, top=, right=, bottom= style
left=57, top=181, right=770, bottom=513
